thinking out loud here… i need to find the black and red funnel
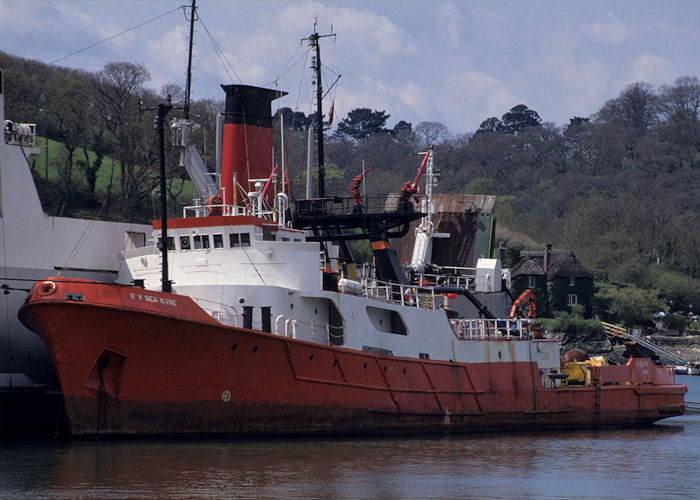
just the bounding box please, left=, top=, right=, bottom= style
left=220, top=84, right=286, bottom=206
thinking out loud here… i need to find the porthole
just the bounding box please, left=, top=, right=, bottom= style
left=252, top=345, right=259, bottom=353
left=231, top=344, right=238, bottom=351
left=180, top=236, right=191, bottom=250
left=309, top=354, right=314, bottom=361
left=363, top=362, right=367, bottom=370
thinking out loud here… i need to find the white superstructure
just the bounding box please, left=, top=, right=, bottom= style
left=118, top=210, right=560, bottom=374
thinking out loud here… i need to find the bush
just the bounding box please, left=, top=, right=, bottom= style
left=661, top=314, right=688, bottom=334
left=644, top=266, right=700, bottom=315
left=591, top=292, right=614, bottom=321
left=605, top=285, right=664, bottom=328
left=538, top=316, right=603, bottom=336
left=610, top=257, right=649, bottom=286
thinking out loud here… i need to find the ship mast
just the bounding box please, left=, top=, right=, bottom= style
left=157, top=98, right=173, bottom=293
left=303, top=22, right=335, bottom=198
left=158, top=0, right=197, bottom=293
left=183, top=0, right=197, bottom=120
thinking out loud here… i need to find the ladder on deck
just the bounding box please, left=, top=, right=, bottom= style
left=601, top=322, right=686, bottom=365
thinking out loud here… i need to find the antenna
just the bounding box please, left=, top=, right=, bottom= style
left=302, top=24, right=335, bottom=198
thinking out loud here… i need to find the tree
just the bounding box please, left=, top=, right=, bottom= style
left=0, top=65, right=44, bottom=124
left=46, top=73, right=91, bottom=215
left=392, top=120, right=413, bottom=136
left=567, top=116, right=590, bottom=128
left=277, top=107, right=310, bottom=131
left=595, top=82, right=658, bottom=134
left=415, top=121, right=451, bottom=146
left=160, top=82, right=186, bottom=106
left=464, top=177, right=495, bottom=195
left=335, top=108, right=390, bottom=141
left=91, top=61, right=155, bottom=220
left=499, top=104, right=542, bottom=134
left=606, top=285, right=664, bottom=327
left=475, top=116, right=501, bottom=135
left=79, top=128, right=110, bottom=206
left=657, top=76, right=700, bottom=124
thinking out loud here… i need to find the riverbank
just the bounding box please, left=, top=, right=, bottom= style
left=652, top=334, right=700, bottom=363
left=545, top=325, right=700, bottom=365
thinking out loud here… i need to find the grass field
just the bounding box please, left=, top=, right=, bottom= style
left=31, top=135, right=198, bottom=219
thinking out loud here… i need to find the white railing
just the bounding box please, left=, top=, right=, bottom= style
left=449, top=318, right=534, bottom=340
left=192, top=296, right=344, bottom=345
left=359, top=278, right=438, bottom=309
left=191, top=297, right=241, bottom=327
left=415, top=272, right=475, bottom=289
left=274, top=314, right=345, bottom=345
left=182, top=202, right=251, bottom=218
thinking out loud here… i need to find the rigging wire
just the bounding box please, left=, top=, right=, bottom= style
left=197, top=14, right=242, bottom=84
left=323, top=33, right=340, bottom=124
left=267, top=47, right=308, bottom=88
left=49, top=6, right=183, bottom=65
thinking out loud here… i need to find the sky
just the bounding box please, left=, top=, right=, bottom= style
left=1, top=0, right=698, bottom=135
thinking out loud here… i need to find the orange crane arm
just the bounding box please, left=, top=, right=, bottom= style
left=509, top=289, right=537, bottom=319
left=398, top=150, right=431, bottom=204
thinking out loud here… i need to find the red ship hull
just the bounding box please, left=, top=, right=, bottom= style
left=19, top=278, right=686, bottom=438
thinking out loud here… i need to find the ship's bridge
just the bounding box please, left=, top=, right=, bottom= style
left=118, top=214, right=321, bottom=291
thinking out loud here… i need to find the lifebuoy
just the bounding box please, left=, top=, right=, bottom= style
left=36, top=280, right=57, bottom=296
left=403, top=289, right=416, bottom=305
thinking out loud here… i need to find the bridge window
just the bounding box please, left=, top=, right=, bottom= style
left=213, top=234, right=224, bottom=248
left=157, top=236, right=175, bottom=251
left=229, top=233, right=251, bottom=248
left=193, top=235, right=210, bottom=249
left=180, top=236, right=191, bottom=250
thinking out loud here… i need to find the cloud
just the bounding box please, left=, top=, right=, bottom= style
left=582, top=18, right=634, bottom=45
left=443, top=70, right=520, bottom=131
left=145, top=25, right=189, bottom=91
left=269, top=1, right=412, bottom=64
left=393, top=83, right=428, bottom=114
left=437, top=2, right=464, bottom=47
left=631, top=53, right=672, bottom=84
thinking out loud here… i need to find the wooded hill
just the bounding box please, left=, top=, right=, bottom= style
left=2, top=51, right=698, bottom=327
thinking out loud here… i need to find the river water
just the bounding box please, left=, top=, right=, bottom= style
left=2, top=375, right=699, bottom=499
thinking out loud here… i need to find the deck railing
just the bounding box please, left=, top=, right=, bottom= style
left=448, top=318, right=534, bottom=340
left=359, top=278, right=439, bottom=309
